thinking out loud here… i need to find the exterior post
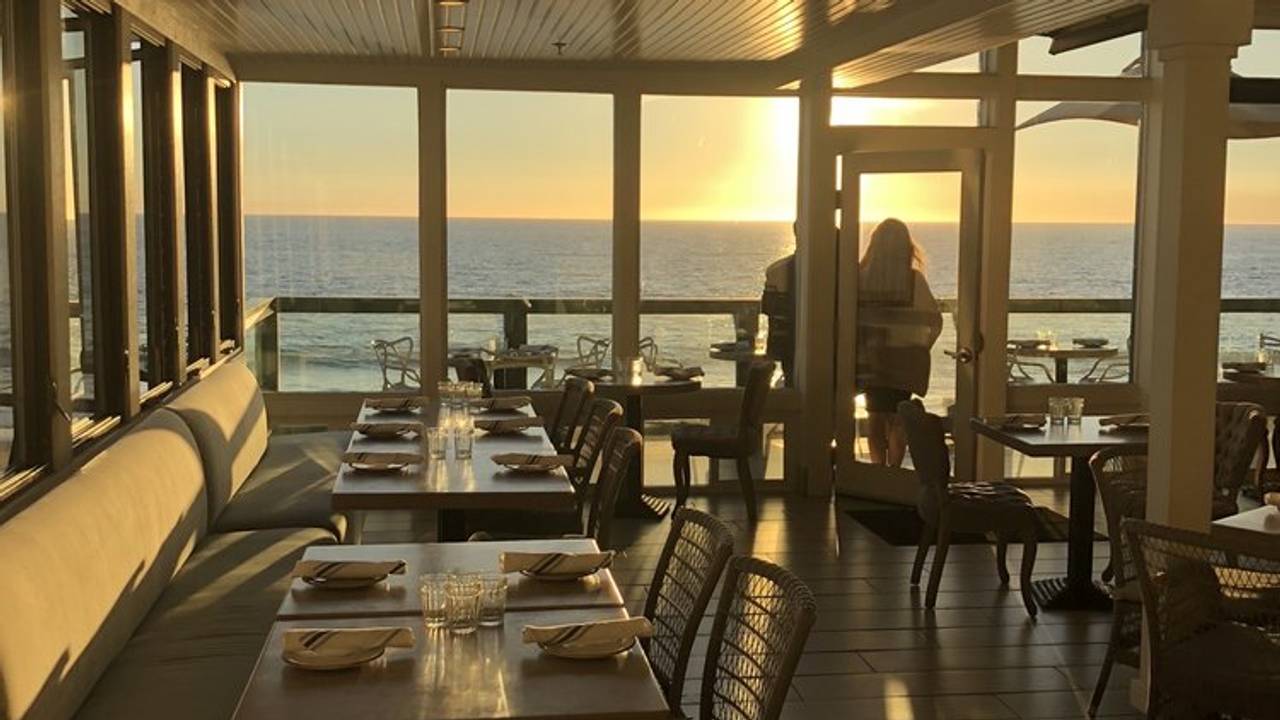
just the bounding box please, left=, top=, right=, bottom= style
left=612, top=90, right=642, bottom=367
left=418, top=80, right=448, bottom=390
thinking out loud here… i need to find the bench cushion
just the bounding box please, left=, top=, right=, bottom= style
left=74, top=527, right=334, bottom=720
left=213, top=430, right=352, bottom=540
left=0, top=411, right=208, bottom=720
left=166, top=361, right=270, bottom=522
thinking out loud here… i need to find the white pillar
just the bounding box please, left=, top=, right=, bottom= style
left=418, top=80, right=448, bottom=388
left=1134, top=0, right=1253, bottom=531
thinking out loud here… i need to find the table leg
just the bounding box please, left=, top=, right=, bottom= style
left=614, top=394, right=671, bottom=521
left=438, top=509, right=467, bottom=542
left=1029, top=454, right=1112, bottom=611
left=1055, top=358, right=1069, bottom=384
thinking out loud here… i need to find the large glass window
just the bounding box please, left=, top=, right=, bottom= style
left=61, top=4, right=95, bottom=421
left=242, top=83, right=418, bottom=391
left=130, top=37, right=149, bottom=390
left=447, top=90, right=611, bottom=389
left=0, top=11, right=13, bottom=466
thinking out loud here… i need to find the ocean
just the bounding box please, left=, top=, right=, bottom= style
left=241, top=217, right=1280, bottom=399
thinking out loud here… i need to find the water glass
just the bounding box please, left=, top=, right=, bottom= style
left=445, top=574, right=481, bottom=635
left=437, top=380, right=454, bottom=402
left=1047, top=397, right=1069, bottom=425
left=426, top=426, right=448, bottom=459
left=465, top=382, right=484, bottom=412
left=1036, top=328, right=1056, bottom=349
left=477, top=572, right=507, bottom=626
left=1066, top=397, right=1085, bottom=425
left=419, top=573, right=449, bottom=629
left=454, top=418, right=475, bottom=460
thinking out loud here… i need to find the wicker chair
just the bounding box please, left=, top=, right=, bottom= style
left=549, top=377, right=594, bottom=454
left=697, top=557, right=815, bottom=720
left=1212, top=401, right=1267, bottom=519
left=585, top=427, right=642, bottom=550
left=1123, top=518, right=1280, bottom=719
left=1087, top=446, right=1148, bottom=717
left=642, top=508, right=736, bottom=712
left=372, top=337, right=421, bottom=390
left=568, top=398, right=624, bottom=497
left=672, top=360, right=775, bottom=522
left=899, top=400, right=1040, bottom=616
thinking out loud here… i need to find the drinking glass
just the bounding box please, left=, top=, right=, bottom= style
left=465, top=383, right=483, bottom=413
left=437, top=380, right=453, bottom=403
left=426, top=427, right=448, bottom=459
left=1047, top=397, right=1069, bottom=425
left=419, top=573, right=449, bottom=629
left=477, top=572, right=507, bottom=626
left=445, top=574, right=481, bottom=635
left=1036, top=328, right=1056, bottom=349
left=454, top=417, right=474, bottom=460
left=1066, top=397, right=1085, bottom=425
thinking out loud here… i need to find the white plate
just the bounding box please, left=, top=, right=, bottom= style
left=283, top=646, right=385, bottom=671
left=301, top=575, right=387, bottom=590
left=349, top=462, right=409, bottom=472
left=539, top=637, right=634, bottom=660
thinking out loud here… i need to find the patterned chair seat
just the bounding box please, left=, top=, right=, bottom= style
left=671, top=425, right=749, bottom=459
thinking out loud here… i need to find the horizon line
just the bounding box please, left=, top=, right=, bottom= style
left=237, top=213, right=1280, bottom=227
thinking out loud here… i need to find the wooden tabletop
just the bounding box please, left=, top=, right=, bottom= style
left=590, top=375, right=701, bottom=397
left=1223, top=370, right=1280, bottom=388
left=971, top=416, right=1148, bottom=458
left=231, top=608, right=670, bottom=720
left=278, top=539, right=625, bottom=620
left=1011, top=345, right=1119, bottom=360
left=1213, top=505, right=1280, bottom=536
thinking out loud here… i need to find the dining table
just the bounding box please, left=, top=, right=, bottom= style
left=971, top=416, right=1148, bottom=611
left=1012, top=344, right=1119, bottom=383
left=708, top=344, right=767, bottom=387
left=332, top=399, right=578, bottom=541
left=1213, top=504, right=1280, bottom=537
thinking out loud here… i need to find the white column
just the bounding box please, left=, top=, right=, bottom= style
left=793, top=73, right=838, bottom=497
left=1134, top=0, right=1253, bottom=531
left=418, top=80, right=448, bottom=388
left=612, top=91, right=642, bottom=364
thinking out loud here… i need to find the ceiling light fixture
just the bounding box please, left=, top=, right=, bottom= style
left=434, top=0, right=467, bottom=58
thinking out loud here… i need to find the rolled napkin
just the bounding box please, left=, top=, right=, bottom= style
left=567, top=367, right=613, bottom=381
left=475, top=416, right=544, bottom=434
left=291, top=559, right=407, bottom=581
left=656, top=366, right=704, bottom=381
left=492, top=452, right=575, bottom=471
left=343, top=450, right=423, bottom=466
left=500, top=550, right=615, bottom=575
left=521, top=617, right=653, bottom=647
left=365, top=396, right=425, bottom=412
left=1099, top=413, right=1150, bottom=428
left=993, top=413, right=1046, bottom=430
left=473, top=396, right=533, bottom=412
left=350, top=421, right=422, bottom=438
left=283, top=626, right=415, bottom=658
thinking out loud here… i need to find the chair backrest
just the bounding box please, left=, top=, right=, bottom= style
left=897, top=399, right=950, bottom=502
left=452, top=356, right=492, bottom=397
left=699, top=557, right=816, bottom=720
left=371, top=336, right=420, bottom=390
left=575, top=335, right=611, bottom=367
left=1212, top=401, right=1266, bottom=507
left=570, top=398, right=623, bottom=493
left=738, top=361, right=776, bottom=435
left=642, top=508, right=736, bottom=711
left=1089, top=446, right=1148, bottom=591
left=1123, top=518, right=1280, bottom=710
left=550, top=377, right=594, bottom=453
left=584, top=426, right=642, bottom=549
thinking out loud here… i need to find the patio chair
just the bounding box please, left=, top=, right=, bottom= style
left=671, top=360, right=775, bottom=522
left=639, top=335, right=681, bottom=370
left=567, top=335, right=611, bottom=375
left=899, top=399, right=1040, bottom=616
left=549, top=377, right=594, bottom=454
left=642, top=508, right=736, bottom=712
left=696, top=557, right=815, bottom=720
left=1123, top=518, right=1280, bottom=719
left=1087, top=445, right=1148, bottom=717
left=1212, top=401, right=1267, bottom=519
left=1080, top=337, right=1132, bottom=384
left=451, top=355, right=492, bottom=397
left=1006, top=351, right=1054, bottom=384
left=371, top=336, right=421, bottom=391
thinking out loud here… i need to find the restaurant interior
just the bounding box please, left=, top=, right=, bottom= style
left=2, top=1, right=1280, bottom=719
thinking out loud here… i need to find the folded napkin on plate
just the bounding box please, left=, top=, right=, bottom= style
left=994, top=413, right=1046, bottom=429
left=291, top=559, right=407, bottom=581
left=343, top=450, right=422, bottom=465
left=1100, top=413, right=1150, bottom=428
left=500, top=550, right=615, bottom=575
left=521, top=617, right=652, bottom=647
left=364, top=396, right=424, bottom=411
left=567, top=367, right=613, bottom=381
left=474, top=396, right=532, bottom=412
left=283, top=626, right=415, bottom=657
left=350, top=421, right=422, bottom=436
left=475, top=416, right=543, bottom=433
left=491, top=453, right=574, bottom=469
left=656, top=366, right=704, bottom=381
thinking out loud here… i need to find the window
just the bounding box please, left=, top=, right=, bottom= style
left=130, top=36, right=149, bottom=390
left=61, top=4, right=95, bottom=422
left=242, top=83, right=418, bottom=391
left=447, top=90, right=612, bottom=389
left=831, top=97, right=979, bottom=126
left=0, top=11, right=13, bottom=466
left=1017, top=33, right=1141, bottom=77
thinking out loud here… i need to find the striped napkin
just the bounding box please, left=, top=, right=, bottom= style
left=500, top=551, right=615, bottom=575
left=350, top=421, right=422, bottom=437
left=291, top=559, right=407, bottom=581
left=474, top=396, right=533, bottom=412
left=283, top=626, right=415, bottom=658
left=1100, top=413, right=1150, bottom=429
left=492, top=453, right=574, bottom=471
left=365, top=396, right=425, bottom=412
left=343, top=450, right=423, bottom=466
left=475, top=416, right=543, bottom=434
left=656, top=366, right=704, bottom=381
left=521, top=617, right=653, bottom=647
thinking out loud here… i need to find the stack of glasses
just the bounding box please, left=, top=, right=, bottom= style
left=419, top=572, right=508, bottom=634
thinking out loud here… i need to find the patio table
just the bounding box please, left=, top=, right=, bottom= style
left=708, top=344, right=768, bottom=386
left=1012, top=345, right=1119, bottom=383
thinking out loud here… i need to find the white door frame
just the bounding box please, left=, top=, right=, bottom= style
left=833, top=147, right=986, bottom=504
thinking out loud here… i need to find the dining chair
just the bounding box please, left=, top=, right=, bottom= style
left=696, top=557, right=815, bottom=720
left=899, top=400, right=1040, bottom=616
left=450, top=355, right=493, bottom=397
left=1123, top=518, right=1280, bottom=719
left=642, top=508, right=736, bottom=713
left=585, top=426, right=642, bottom=550
left=1087, top=445, right=1148, bottom=717
left=567, top=399, right=624, bottom=496
left=671, top=360, right=775, bottom=522
left=1005, top=351, right=1054, bottom=384
left=1212, top=401, right=1267, bottom=519
left=371, top=336, right=421, bottom=390
left=549, top=377, right=594, bottom=454
left=569, top=335, right=611, bottom=373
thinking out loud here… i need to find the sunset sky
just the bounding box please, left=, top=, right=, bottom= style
left=241, top=33, right=1280, bottom=224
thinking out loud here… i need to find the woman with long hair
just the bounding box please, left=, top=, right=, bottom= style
left=856, top=218, right=942, bottom=467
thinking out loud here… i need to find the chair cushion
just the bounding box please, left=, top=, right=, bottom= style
left=213, top=430, right=351, bottom=540
left=0, top=411, right=208, bottom=720
left=671, top=424, right=745, bottom=458
left=947, top=481, right=1034, bottom=508
left=165, top=361, right=270, bottom=522
left=74, top=527, right=335, bottom=720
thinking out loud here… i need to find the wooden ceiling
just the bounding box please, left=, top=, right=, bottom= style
left=122, top=0, right=1148, bottom=87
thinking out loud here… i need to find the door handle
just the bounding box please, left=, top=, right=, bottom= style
left=945, top=347, right=975, bottom=364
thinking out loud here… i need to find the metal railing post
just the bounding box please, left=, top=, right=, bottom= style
left=255, top=299, right=281, bottom=391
